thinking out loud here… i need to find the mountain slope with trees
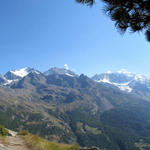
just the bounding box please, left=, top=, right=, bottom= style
left=0, top=67, right=150, bottom=149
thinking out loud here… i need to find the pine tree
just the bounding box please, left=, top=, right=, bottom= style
left=76, top=0, right=150, bottom=42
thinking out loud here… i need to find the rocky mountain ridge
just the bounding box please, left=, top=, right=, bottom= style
left=1, top=67, right=150, bottom=101
left=0, top=67, right=78, bottom=86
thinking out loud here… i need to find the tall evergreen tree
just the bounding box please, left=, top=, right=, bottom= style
left=76, top=0, right=150, bottom=42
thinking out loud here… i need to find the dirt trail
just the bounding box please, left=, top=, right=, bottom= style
left=0, top=135, right=30, bottom=150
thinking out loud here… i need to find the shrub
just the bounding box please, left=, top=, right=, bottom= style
left=68, top=144, right=79, bottom=150
left=0, top=125, right=9, bottom=136
left=18, top=130, right=29, bottom=136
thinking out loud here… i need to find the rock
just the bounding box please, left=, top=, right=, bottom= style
left=7, top=130, right=17, bottom=137
left=79, top=147, right=100, bottom=150
left=0, top=144, right=9, bottom=150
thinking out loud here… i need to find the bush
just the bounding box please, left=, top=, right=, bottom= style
left=0, top=125, right=9, bottom=136
left=18, top=130, right=29, bottom=136
left=68, top=144, right=79, bottom=150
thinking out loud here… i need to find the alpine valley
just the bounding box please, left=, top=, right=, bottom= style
left=1, top=67, right=150, bottom=150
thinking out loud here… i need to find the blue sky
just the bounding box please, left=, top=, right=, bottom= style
left=0, top=0, right=150, bottom=77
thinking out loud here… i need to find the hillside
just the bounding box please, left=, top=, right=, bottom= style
left=0, top=68, right=150, bottom=149
left=0, top=128, right=78, bottom=150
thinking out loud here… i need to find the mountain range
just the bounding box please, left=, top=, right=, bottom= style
left=1, top=67, right=150, bottom=150
left=1, top=67, right=150, bottom=101
left=92, top=69, right=150, bottom=101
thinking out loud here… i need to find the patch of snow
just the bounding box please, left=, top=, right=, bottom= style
left=97, top=76, right=133, bottom=92
left=97, top=76, right=111, bottom=84
left=65, top=73, right=74, bottom=77
left=34, top=70, right=40, bottom=75
left=10, top=67, right=29, bottom=77
left=5, top=80, right=13, bottom=85
left=111, top=82, right=133, bottom=93
left=116, top=84, right=133, bottom=92
left=3, top=79, right=18, bottom=85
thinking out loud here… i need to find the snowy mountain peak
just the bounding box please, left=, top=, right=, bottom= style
left=92, top=69, right=150, bottom=93
left=44, top=67, right=77, bottom=77
left=4, top=67, right=40, bottom=81
left=10, top=67, right=30, bottom=78
left=116, top=69, right=135, bottom=77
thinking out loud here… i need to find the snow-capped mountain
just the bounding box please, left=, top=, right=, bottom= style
left=92, top=69, right=150, bottom=94
left=4, top=67, right=40, bottom=80
left=3, top=67, right=41, bottom=85
left=44, top=67, right=77, bottom=77
left=0, top=67, right=77, bottom=86
left=2, top=67, right=150, bottom=101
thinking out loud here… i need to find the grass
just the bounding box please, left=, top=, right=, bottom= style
left=85, top=125, right=101, bottom=135
left=21, top=133, right=79, bottom=150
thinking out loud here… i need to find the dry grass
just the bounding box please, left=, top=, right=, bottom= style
left=22, top=133, right=79, bottom=150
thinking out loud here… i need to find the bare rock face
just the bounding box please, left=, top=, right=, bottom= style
left=7, top=129, right=17, bottom=137
left=80, top=147, right=100, bottom=150
left=0, top=75, right=7, bottom=85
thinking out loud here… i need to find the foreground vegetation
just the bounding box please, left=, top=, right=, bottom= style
left=0, top=125, right=9, bottom=136
left=19, top=131, right=79, bottom=150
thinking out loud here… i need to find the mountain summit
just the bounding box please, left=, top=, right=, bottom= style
left=92, top=69, right=150, bottom=100
left=1, top=67, right=150, bottom=101
left=4, top=67, right=40, bottom=80
left=44, top=67, right=77, bottom=77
